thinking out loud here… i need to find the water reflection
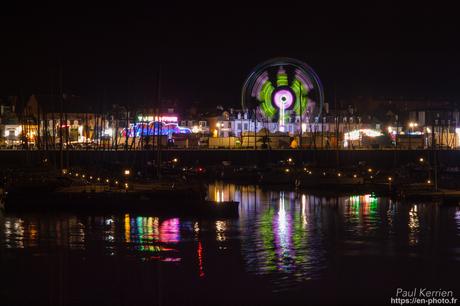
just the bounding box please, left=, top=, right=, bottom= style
left=343, top=194, right=382, bottom=239
left=1, top=182, right=460, bottom=296
left=408, top=204, right=420, bottom=246
left=240, top=190, right=325, bottom=287
left=1, top=214, right=185, bottom=260
left=197, top=241, right=205, bottom=277
left=387, top=199, right=397, bottom=235
left=215, top=220, right=227, bottom=242
left=274, top=192, right=294, bottom=272
left=456, top=208, right=460, bottom=233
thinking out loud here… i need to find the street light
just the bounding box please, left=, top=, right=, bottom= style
left=216, top=122, right=223, bottom=138
left=124, top=169, right=130, bottom=176
left=408, top=122, right=418, bottom=149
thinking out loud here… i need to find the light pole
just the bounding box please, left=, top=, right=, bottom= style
left=123, top=169, right=130, bottom=192
left=409, top=122, right=414, bottom=149
left=216, top=122, right=221, bottom=138
left=408, top=122, right=418, bottom=149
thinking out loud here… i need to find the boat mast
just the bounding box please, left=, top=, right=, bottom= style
left=156, top=64, right=162, bottom=180
left=59, top=61, right=64, bottom=171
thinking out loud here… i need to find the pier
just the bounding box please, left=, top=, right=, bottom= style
left=2, top=148, right=460, bottom=168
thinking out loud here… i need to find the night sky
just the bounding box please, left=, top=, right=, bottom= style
left=0, top=3, right=459, bottom=110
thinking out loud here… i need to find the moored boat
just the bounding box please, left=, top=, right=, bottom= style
left=4, top=183, right=239, bottom=217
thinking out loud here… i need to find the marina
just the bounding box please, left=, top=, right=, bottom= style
left=1, top=5, right=460, bottom=304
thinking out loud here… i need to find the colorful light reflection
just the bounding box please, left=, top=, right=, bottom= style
left=273, top=192, right=294, bottom=272
left=123, top=215, right=179, bottom=255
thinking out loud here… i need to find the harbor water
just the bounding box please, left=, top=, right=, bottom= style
left=1, top=182, right=460, bottom=305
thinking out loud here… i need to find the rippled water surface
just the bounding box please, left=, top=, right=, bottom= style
left=1, top=182, right=460, bottom=305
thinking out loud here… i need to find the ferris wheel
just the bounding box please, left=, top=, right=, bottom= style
left=242, top=57, right=324, bottom=132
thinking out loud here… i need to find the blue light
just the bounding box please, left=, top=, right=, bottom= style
left=123, top=122, right=191, bottom=137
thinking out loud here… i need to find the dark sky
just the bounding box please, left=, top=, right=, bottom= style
left=0, top=2, right=459, bottom=110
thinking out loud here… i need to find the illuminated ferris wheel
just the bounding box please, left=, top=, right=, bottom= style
left=242, top=57, right=324, bottom=132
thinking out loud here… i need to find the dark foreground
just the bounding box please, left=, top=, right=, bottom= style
left=1, top=182, right=459, bottom=306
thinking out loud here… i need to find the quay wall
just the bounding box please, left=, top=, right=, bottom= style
left=1, top=149, right=460, bottom=169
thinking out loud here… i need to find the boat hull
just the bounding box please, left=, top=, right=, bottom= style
left=4, top=191, right=239, bottom=217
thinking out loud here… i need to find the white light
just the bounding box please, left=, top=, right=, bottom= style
left=301, top=123, right=307, bottom=133
left=4, top=125, right=22, bottom=137
left=191, top=125, right=200, bottom=133
left=138, top=115, right=154, bottom=122
left=155, top=116, right=178, bottom=123
left=344, top=129, right=383, bottom=141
